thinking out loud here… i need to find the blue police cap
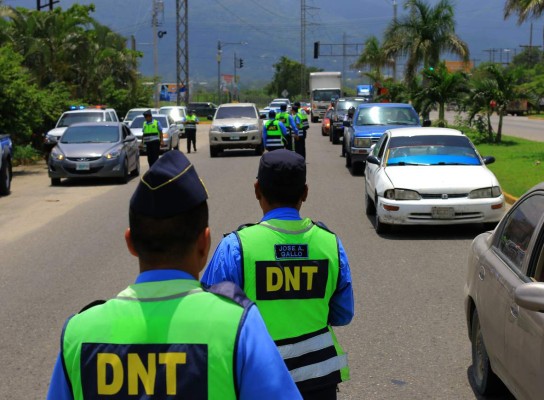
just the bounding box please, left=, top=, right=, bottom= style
left=130, top=151, right=208, bottom=218
left=257, top=149, right=306, bottom=193
left=269, top=110, right=276, bottom=118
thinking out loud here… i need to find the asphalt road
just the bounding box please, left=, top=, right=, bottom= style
left=0, top=123, right=516, bottom=399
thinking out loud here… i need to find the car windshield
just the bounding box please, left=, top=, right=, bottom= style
left=60, top=126, right=119, bottom=144
left=269, top=102, right=287, bottom=108
left=159, top=108, right=184, bottom=120
left=312, top=90, right=342, bottom=102
left=125, top=110, right=145, bottom=121
left=356, top=107, right=419, bottom=126
left=130, top=116, right=168, bottom=129
left=336, top=100, right=367, bottom=111
left=215, top=106, right=257, bottom=119
left=57, top=112, right=105, bottom=127
left=385, top=135, right=481, bottom=166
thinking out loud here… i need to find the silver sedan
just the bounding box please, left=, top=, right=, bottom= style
left=48, top=122, right=140, bottom=185
left=129, top=114, right=181, bottom=153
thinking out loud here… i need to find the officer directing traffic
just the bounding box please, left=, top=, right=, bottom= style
left=184, top=109, right=199, bottom=153
left=46, top=151, right=302, bottom=399
left=263, top=110, right=289, bottom=151
left=202, top=150, right=354, bottom=400
left=142, top=109, right=163, bottom=167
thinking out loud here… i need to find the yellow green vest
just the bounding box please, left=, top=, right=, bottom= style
left=276, top=112, right=290, bottom=129
left=265, top=120, right=285, bottom=150
left=61, top=279, right=242, bottom=399
left=237, top=218, right=349, bottom=390
left=185, top=114, right=198, bottom=129
left=142, top=120, right=160, bottom=140
left=297, top=112, right=310, bottom=130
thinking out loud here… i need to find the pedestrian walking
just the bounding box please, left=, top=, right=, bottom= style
left=202, top=150, right=354, bottom=400
left=46, top=151, right=302, bottom=400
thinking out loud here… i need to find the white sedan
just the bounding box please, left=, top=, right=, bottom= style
left=364, top=127, right=506, bottom=233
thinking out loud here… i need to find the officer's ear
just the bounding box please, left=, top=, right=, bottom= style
left=195, top=227, right=211, bottom=271
left=301, top=184, right=308, bottom=203
left=125, top=228, right=139, bottom=257
left=254, top=180, right=263, bottom=201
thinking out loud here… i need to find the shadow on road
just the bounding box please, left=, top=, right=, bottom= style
left=466, top=366, right=515, bottom=400
left=52, top=175, right=138, bottom=187
left=215, top=149, right=262, bottom=158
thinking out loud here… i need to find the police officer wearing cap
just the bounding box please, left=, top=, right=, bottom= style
left=276, top=103, right=298, bottom=151
left=202, top=150, right=354, bottom=400
left=263, top=110, right=289, bottom=151
left=184, top=109, right=199, bottom=153
left=142, top=109, right=164, bottom=167
left=292, top=102, right=309, bottom=159
left=47, top=151, right=302, bottom=400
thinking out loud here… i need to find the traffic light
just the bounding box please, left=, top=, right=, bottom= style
left=239, top=58, right=244, bottom=68
left=313, top=41, right=320, bottom=59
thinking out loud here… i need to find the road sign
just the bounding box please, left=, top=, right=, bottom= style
left=281, top=89, right=289, bottom=98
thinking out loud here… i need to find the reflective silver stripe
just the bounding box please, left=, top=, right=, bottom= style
left=116, top=288, right=203, bottom=302
left=143, top=135, right=159, bottom=142
left=277, top=332, right=334, bottom=359
left=289, top=354, right=348, bottom=382
left=259, top=221, right=314, bottom=235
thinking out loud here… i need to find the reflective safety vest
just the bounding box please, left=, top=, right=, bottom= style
left=265, top=120, right=285, bottom=151
left=237, top=218, right=349, bottom=391
left=297, top=112, right=310, bottom=131
left=185, top=114, right=198, bottom=130
left=276, top=112, right=291, bottom=131
left=62, top=279, right=248, bottom=400
left=142, top=120, right=160, bottom=142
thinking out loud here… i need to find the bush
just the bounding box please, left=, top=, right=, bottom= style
left=12, top=145, right=42, bottom=166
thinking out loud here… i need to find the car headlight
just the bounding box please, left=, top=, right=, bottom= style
left=162, top=133, right=169, bottom=139
left=50, top=148, right=64, bottom=161
left=104, top=149, right=121, bottom=159
left=210, top=125, right=222, bottom=133
left=384, top=189, right=421, bottom=200
left=246, top=124, right=259, bottom=131
left=354, top=138, right=371, bottom=147
left=469, top=186, right=502, bottom=199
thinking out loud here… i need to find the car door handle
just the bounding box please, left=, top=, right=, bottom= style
left=478, top=266, right=486, bottom=280
left=510, top=304, right=519, bottom=319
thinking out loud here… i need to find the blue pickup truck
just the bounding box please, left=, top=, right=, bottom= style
left=342, top=103, right=424, bottom=174
left=0, top=134, right=13, bottom=195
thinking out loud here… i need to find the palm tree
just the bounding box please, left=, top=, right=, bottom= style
left=504, top=0, right=544, bottom=24
left=383, top=0, right=469, bottom=83
left=353, top=36, right=393, bottom=77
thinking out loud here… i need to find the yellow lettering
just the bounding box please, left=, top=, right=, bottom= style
left=128, top=353, right=156, bottom=395
left=303, top=266, right=318, bottom=290
left=267, top=267, right=283, bottom=292
left=97, top=353, right=123, bottom=395
left=159, top=352, right=186, bottom=395
left=284, top=267, right=300, bottom=291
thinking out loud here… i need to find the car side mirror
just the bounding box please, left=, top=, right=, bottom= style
left=483, top=156, right=495, bottom=165
left=515, top=282, right=544, bottom=312
left=343, top=120, right=351, bottom=127
left=207, top=114, right=213, bottom=120
left=422, top=119, right=431, bottom=127
left=367, top=155, right=380, bottom=165
left=124, top=136, right=135, bottom=142
left=260, top=114, right=266, bottom=119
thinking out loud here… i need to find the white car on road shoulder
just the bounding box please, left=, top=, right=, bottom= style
left=364, top=127, right=506, bottom=233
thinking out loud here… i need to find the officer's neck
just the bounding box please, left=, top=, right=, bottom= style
left=139, top=261, right=201, bottom=280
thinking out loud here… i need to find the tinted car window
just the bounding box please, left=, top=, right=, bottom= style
left=61, top=126, right=119, bottom=143
left=105, top=112, right=112, bottom=122
left=57, top=112, right=105, bottom=127
left=125, top=110, right=144, bottom=121
left=497, top=195, right=544, bottom=271
left=355, top=107, right=419, bottom=126
left=215, top=106, right=256, bottom=119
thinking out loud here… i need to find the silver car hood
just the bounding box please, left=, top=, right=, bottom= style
left=57, top=142, right=117, bottom=158
left=213, top=118, right=258, bottom=127
left=47, top=127, right=67, bottom=138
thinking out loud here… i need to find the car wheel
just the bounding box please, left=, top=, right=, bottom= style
left=341, top=143, right=346, bottom=157
left=332, top=130, right=340, bottom=144
left=312, top=116, right=318, bottom=123
left=471, top=310, right=502, bottom=395
left=255, top=144, right=264, bottom=156
left=51, top=178, right=61, bottom=186
left=118, top=158, right=129, bottom=184
left=365, top=189, right=376, bottom=216
left=321, top=127, right=326, bottom=136
left=329, top=129, right=333, bottom=142
left=0, top=158, right=12, bottom=195
left=374, top=195, right=391, bottom=234
left=210, top=146, right=219, bottom=158
left=131, top=156, right=140, bottom=177
left=352, top=162, right=365, bottom=176
left=345, top=152, right=352, bottom=167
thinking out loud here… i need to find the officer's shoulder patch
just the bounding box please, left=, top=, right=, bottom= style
left=203, top=281, right=253, bottom=310
left=313, top=220, right=336, bottom=234
left=78, top=299, right=106, bottom=314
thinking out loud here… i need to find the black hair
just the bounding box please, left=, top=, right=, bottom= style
left=129, top=201, right=208, bottom=263
left=260, top=183, right=305, bottom=208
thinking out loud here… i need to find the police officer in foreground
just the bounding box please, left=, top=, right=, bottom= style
left=47, top=151, right=302, bottom=400
left=184, top=109, right=199, bottom=153
left=202, top=150, right=354, bottom=400
left=142, top=109, right=163, bottom=167
left=263, top=110, right=289, bottom=151
left=276, top=103, right=298, bottom=151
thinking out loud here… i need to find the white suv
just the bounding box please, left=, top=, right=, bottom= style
left=208, top=103, right=264, bottom=157
left=45, top=107, right=119, bottom=145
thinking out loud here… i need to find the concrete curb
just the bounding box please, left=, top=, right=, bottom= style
left=503, top=191, right=518, bottom=205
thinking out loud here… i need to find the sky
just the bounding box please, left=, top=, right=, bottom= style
left=4, top=0, right=543, bottom=88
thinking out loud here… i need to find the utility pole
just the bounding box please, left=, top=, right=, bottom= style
left=342, top=32, right=346, bottom=90
left=234, top=51, right=238, bottom=101
left=152, top=0, right=162, bottom=108
left=176, top=0, right=189, bottom=105
left=37, top=0, right=59, bottom=10
left=301, top=0, right=306, bottom=98
left=392, top=0, right=397, bottom=81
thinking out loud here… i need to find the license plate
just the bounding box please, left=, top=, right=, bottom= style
left=230, top=135, right=240, bottom=140
left=333, top=122, right=343, bottom=127
left=431, top=207, right=455, bottom=219
left=76, top=162, right=90, bottom=171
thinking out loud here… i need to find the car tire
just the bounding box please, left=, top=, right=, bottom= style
left=352, top=162, right=365, bottom=176
left=51, top=178, right=61, bottom=186
left=341, top=143, right=346, bottom=157
left=332, top=130, right=340, bottom=144
left=312, top=116, right=318, bottom=123
left=210, top=146, right=219, bottom=158
left=131, top=157, right=140, bottom=177
left=365, top=190, right=376, bottom=216
left=471, top=310, right=502, bottom=395
left=255, top=144, right=264, bottom=156
left=375, top=215, right=390, bottom=234
left=321, top=127, right=326, bottom=136
left=345, top=152, right=352, bottom=168
left=0, top=157, right=12, bottom=195
left=118, top=158, right=129, bottom=184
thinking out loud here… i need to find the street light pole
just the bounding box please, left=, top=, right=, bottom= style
left=234, top=51, right=238, bottom=102
left=216, top=41, right=247, bottom=105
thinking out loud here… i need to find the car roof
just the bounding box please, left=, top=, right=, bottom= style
left=218, top=103, right=256, bottom=107
left=159, top=106, right=186, bottom=109
left=357, top=102, right=414, bottom=109
left=63, top=109, right=112, bottom=114
left=387, top=127, right=465, bottom=137
left=67, top=122, right=122, bottom=128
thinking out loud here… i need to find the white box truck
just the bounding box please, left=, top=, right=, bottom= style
left=309, top=71, right=342, bottom=122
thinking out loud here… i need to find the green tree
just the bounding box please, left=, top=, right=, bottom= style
left=383, top=0, right=469, bottom=83
left=353, top=36, right=393, bottom=77
left=266, top=57, right=320, bottom=98
left=504, top=0, right=544, bottom=23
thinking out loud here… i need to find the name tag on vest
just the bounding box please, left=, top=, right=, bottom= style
left=81, top=343, right=207, bottom=399
left=275, top=244, right=308, bottom=259
left=255, top=260, right=329, bottom=300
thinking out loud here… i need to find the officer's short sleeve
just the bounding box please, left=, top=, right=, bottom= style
left=236, top=306, right=302, bottom=399
left=201, top=233, right=243, bottom=287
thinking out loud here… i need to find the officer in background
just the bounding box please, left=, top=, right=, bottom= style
left=202, top=150, right=354, bottom=400
left=291, top=103, right=309, bottom=159
left=142, top=109, right=163, bottom=167
left=276, top=103, right=298, bottom=151
left=263, top=110, right=289, bottom=151
left=184, top=109, right=199, bottom=153
left=47, top=151, right=302, bottom=400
